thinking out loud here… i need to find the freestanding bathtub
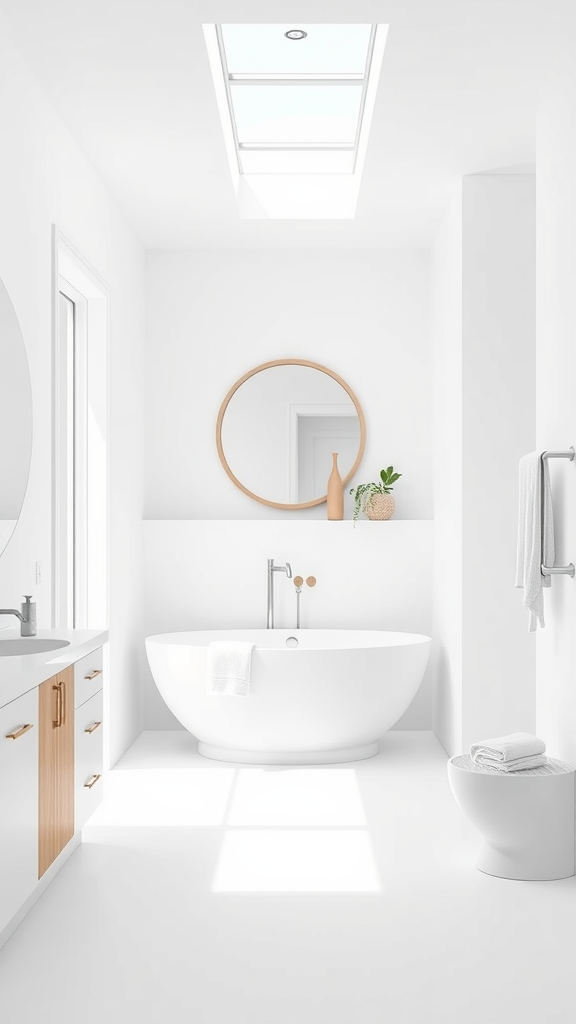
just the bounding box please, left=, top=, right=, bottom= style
left=146, top=629, right=431, bottom=765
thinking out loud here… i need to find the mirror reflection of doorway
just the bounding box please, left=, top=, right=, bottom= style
left=290, top=407, right=361, bottom=504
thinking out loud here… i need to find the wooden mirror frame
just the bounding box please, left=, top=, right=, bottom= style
left=215, top=358, right=366, bottom=510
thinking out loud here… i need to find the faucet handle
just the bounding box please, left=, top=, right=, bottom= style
left=285, top=562, right=292, bottom=579
left=20, top=596, right=37, bottom=637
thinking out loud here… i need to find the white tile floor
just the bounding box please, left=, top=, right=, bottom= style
left=1, top=730, right=575, bottom=1024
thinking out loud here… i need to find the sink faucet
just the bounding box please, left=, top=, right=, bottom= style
left=0, top=596, right=37, bottom=636
left=267, top=559, right=292, bottom=629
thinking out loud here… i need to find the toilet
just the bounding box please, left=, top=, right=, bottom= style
left=448, top=754, right=575, bottom=880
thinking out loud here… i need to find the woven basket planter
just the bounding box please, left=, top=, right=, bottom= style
left=364, top=493, right=395, bottom=521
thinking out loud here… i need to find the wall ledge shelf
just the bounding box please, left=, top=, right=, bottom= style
left=142, top=518, right=434, bottom=524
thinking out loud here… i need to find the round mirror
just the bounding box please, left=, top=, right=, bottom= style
left=0, top=278, right=32, bottom=555
left=216, top=359, right=365, bottom=509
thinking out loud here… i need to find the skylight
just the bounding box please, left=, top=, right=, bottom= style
left=203, top=23, right=388, bottom=218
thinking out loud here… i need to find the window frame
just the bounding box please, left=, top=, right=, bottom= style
left=52, top=228, right=110, bottom=634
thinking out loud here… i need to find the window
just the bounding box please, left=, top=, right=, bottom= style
left=216, top=24, right=377, bottom=175
left=204, top=23, right=388, bottom=218
left=53, top=232, right=108, bottom=632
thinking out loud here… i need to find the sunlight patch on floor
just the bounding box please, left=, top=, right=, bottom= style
left=227, top=768, right=367, bottom=827
left=86, top=768, right=236, bottom=827
left=212, top=829, right=382, bottom=892
left=85, top=762, right=381, bottom=891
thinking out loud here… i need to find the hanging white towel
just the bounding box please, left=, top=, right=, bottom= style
left=207, top=641, right=255, bottom=696
left=470, top=731, right=546, bottom=770
left=515, top=452, right=554, bottom=631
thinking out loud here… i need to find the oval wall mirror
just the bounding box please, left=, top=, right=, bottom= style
left=216, top=359, right=365, bottom=510
left=0, top=278, right=32, bottom=556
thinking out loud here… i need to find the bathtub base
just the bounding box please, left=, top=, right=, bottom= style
left=197, top=741, right=380, bottom=765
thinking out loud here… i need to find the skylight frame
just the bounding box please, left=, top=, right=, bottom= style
left=214, top=24, right=377, bottom=174
left=229, top=74, right=365, bottom=82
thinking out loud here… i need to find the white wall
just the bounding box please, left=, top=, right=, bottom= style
left=432, top=175, right=536, bottom=755
left=142, top=520, right=434, bottom=732
left=144, top=249, right=431, bottom=521
left=535, top=27, right=576, bottom=764
left=431, top=187, right=463, bottom=755
left=461, top=175, right=536, bottom=749
left=0, top=12, right=145, bottom=764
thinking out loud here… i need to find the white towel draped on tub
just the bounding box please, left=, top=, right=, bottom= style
left=470, top=731, right=547, bottom=772
left=515, top=452, right=554, bottom=631
left=207, top=641, right=255, bottom=696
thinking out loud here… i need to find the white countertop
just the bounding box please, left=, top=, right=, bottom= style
left=0, top=628, right=109, bottom=708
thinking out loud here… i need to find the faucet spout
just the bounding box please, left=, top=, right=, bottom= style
left=0, top=609, right=25, bottom=624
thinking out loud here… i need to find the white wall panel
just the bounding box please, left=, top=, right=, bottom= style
left=144, top=249, right=431, bottom=521
left=535, top=24, right=576, bottom=764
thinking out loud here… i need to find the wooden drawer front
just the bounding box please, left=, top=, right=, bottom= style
left=0, top=689, right=39, bottom=932
left=38, top=668, right=75, bottom=878
left=74, top=647, right=103, bottom=708
left=75, top=689, right=103, bottom=829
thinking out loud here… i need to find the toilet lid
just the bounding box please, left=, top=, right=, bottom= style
left=451, top=753, right=574, bottom=776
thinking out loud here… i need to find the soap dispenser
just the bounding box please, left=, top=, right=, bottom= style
left=21, top=595, right=37, bottom=636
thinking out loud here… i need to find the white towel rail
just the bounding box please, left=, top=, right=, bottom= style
left=540, top=448, right=575, bottom=578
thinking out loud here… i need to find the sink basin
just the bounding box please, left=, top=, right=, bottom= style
left=0, top=638, right=71, bottom=657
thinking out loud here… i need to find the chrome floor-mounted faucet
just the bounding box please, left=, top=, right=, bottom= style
left=267, top=559, right=292, bottom=629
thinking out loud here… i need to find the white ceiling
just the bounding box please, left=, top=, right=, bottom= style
left=0, top=0, right=543, bottom=247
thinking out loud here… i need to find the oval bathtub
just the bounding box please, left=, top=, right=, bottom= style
left=146, top=629, right=431, bottom=765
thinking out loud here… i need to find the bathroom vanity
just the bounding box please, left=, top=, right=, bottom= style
left=0, top=629, right=108, bottom=948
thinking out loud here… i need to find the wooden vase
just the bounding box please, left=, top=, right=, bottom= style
left=327, top=452, right=344, bottom=521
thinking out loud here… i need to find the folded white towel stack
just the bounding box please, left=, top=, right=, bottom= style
left=470, top=731, right=547, bottom=772
left=515, top=452, right=554, bottom=631
left=207, top=641, right=255, bottom=697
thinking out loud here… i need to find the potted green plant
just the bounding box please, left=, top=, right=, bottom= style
left=349, top=466, right=402, bottom=522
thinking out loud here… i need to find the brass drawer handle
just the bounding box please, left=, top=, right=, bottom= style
left=85, top=721, right=102, bottom=734
left=5, top=723, right=34, bottom=740
left=84, top=669, right=103, bottom=681
left=52, top=683, right=63, bottom=728
left=84, top=774, right=101, bottom=790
